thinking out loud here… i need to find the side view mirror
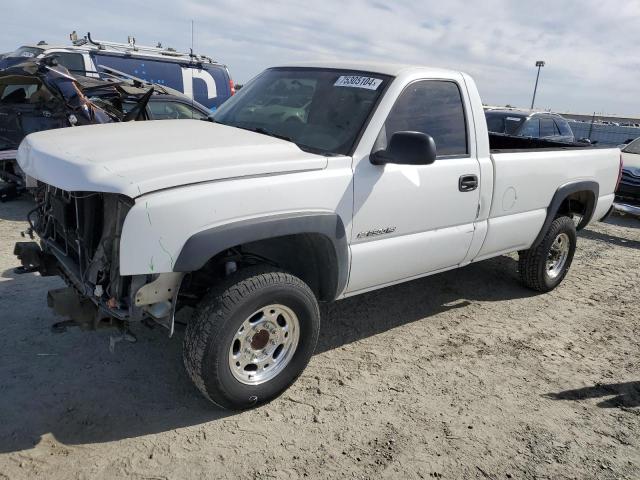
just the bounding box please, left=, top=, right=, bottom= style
left=371, top=131, right=437, bottom=166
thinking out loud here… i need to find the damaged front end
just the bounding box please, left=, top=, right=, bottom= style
left=14, top=184, right=183, bottom=334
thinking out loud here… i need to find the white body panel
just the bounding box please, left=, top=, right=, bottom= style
left=17, top=120, right=327, bottom=198
left=17, top=62, right=621, bottom=299
left=119, top=159, right=353, bottom=275
left=475, top=148, right=620, bottom=259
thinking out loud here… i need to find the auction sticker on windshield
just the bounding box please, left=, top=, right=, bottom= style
left=334, top=76, right=383, bottom=90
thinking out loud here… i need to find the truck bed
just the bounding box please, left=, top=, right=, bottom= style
left=476, top=144, right=620, bottom=262
left=489, top=132, right=593, bottom=152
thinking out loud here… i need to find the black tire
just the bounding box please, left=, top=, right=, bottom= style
left=183, top=267, right=320, bottom=410
left=518, top=216, right=577, bottom=292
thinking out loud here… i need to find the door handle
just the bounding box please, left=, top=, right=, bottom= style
left=459, top=174, right=478, bottom=192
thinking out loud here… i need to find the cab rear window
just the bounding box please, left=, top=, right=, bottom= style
left=485, top=112, right=524, bottom=135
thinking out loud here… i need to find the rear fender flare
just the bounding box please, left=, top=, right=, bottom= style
left=532, top=180, right=598, bottom=247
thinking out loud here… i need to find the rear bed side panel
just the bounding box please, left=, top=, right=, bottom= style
left=594, top=193, right=616, bottom=220
left=473, top=209, right=546, bottom=262
left=475, top=148, right=619, bottom=259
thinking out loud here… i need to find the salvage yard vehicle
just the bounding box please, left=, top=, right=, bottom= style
left=3, top=32, right=235, bottom=111
left=485, top=109, right=576, bottom=144
left=14, top=62, right=622, bottom=410
left=0, top=57, right=210, bottom=199
left=615, top=136, right=640, bottom=216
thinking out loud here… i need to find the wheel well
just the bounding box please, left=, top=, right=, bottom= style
left=556, top=190, right=596, bottom=230
left=182, top=233, right=341, bottom=303
left=531, top=182, right=598, bottom=248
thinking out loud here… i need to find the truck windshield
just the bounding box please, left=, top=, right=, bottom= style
left=213, top=67, right=391, bottom=155
left=623, top=137, right=640, bottom=155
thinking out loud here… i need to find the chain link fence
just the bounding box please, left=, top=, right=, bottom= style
left=568, top=121, right=640, bottom=146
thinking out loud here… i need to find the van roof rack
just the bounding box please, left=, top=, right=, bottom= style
left=68, top=31, right=216, bottom=64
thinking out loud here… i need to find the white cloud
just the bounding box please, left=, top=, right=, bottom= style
left=1, top=0, right=638, bottom=115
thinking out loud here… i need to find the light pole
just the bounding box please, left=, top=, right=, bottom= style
left=530, top=60, right=545, bottom=110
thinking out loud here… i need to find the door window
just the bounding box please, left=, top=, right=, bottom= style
left=520, top=118, right=540, bottom=137
left=539, top=117, right=557, bottom=137
left=93, top=53, right=182, bottom=89
left=92, top=53, right=230, bottom=111
left=554, top=119, right=573, bottom=137
left=376, top=80, right=468, bottom=157
left=51, top=53, right=86, bottom=75
left=147, top=100, right=209, bottom=120
left=0, top=82, right=39, bottom=102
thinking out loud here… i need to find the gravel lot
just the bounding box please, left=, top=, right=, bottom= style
left=0, top=196, right=638, bottom=480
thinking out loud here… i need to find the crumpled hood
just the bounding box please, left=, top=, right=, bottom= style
left=17, top=120, right=328, bottom=197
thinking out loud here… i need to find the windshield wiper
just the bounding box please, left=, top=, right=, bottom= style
left=251, top=127, right=293, bottom=143
left=215, top=122, right=298, bottom=145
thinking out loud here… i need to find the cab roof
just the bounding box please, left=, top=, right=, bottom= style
left=275, top=60, right=464, bottom=78
left=486, top=108, right=564, bottom=118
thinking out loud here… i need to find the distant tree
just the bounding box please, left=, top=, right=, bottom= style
left=505, top=104, right=514, bottom=108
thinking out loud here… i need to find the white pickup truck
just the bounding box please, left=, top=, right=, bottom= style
left=14, top=62, right=622, bottom=410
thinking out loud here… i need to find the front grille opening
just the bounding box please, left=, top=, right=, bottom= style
left=40, top=189, right=104, bottom=266
left=34, top=185, right=133, bottom=303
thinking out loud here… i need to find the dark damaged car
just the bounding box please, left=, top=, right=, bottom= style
left=0, top=57, right=210, bottom=199
left=615, top=136, right=640, bottom=216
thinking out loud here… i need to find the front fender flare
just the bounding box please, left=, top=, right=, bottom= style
left=173, top=212, right=349, bottom=298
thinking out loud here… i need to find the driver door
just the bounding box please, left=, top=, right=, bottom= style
left=347, top=79, right=481, bottom=294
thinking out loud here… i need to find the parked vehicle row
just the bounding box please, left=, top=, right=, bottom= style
left=485, top=109, right=576, bottom=143
left=14, top=62, right=621, bottom=409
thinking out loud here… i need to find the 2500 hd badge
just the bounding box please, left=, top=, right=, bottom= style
left=356, top=227, right=397, bottom=239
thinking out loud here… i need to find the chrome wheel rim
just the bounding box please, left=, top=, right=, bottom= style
left=546, top=232, right=570, bottom=279
left=228, top=304, right=300, bottom=385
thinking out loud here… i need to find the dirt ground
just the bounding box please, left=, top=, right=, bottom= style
left=0, top=196, right=638, bottom=480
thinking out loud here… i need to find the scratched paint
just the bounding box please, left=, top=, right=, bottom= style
left=158, top=237, right=175, bottom=269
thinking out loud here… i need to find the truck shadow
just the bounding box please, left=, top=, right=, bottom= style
left=0, top=255, right=536, bottom=454
left=316, top=255, right=533, bottom=353
left=543, top=381, right=640, bottom=408
left=578, top=228, right=640, bottom=250
left=0, top=190, right=32, bottom=221
left=603, top=213, right=640, bottom=229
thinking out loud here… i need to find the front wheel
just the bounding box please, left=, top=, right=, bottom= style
left=183, top=267, right=320, bottom=410
left=518, top=216, right=577, bottom=292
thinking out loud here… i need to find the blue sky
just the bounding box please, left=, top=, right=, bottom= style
left=1, top=0, right=638, bottom=116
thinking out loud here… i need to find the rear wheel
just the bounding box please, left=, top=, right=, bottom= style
left=518, top=216, right=577, bottom=292
left=183, top=267, right=320, bottom=410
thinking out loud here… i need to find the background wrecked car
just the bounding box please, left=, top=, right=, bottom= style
left=0, top=57, right=210, bottom=199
